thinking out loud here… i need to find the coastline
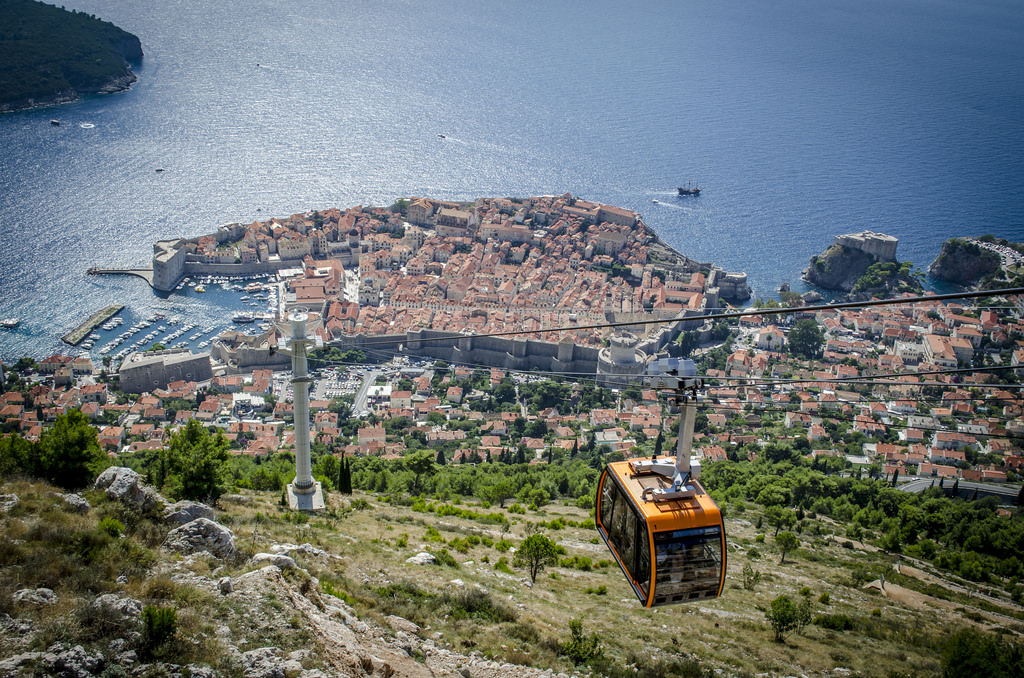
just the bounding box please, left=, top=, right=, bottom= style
left=0, top=71, right=137, bottom=114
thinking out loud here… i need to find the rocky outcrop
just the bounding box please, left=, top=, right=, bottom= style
left=163, top=500, right=215, bottom=525
left=40, top=643, right=105, bottom=678
left=13, top=588, right=56, bottom=606
left=94, top=467, right=165, bottom=511
left=62, top=493, right=90, bottom=513
left=164, top=517, right=237, bottom=560
left=929, top=238, right=1001, bottom=285
left=0, top=494, right=18, bottom=512
left=803, top=244, right=878, bottom=291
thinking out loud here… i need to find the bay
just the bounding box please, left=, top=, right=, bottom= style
left=2, top=0, right=1023, bottom=362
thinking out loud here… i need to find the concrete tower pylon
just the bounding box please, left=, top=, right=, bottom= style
left=284, top=313, right=325, bottom=511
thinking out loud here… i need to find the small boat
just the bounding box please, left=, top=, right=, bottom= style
left=195, top=285, right=206, bottom=293
left=677, top=183, right=701, bottom=196
left=652, top=199, right=660, bottom=204
left=0, top=318, right=19, bottom=329
left=50, top=119, right=60, bottom=126
left=438, top=134, right=446, bottom=139
left=155, top=168, right=165, bottom=173
left=233, top=312, right=256, bottom=324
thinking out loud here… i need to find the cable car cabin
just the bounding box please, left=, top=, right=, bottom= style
left=596, top=458, right=726, bottom=607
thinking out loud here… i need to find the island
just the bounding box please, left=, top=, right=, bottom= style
left=0, top=0, right=142, bottom=113
left=124, top=194, right=752, bottom=376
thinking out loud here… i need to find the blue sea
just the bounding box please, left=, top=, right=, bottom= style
left=2, top=0, right=1024, bottom=362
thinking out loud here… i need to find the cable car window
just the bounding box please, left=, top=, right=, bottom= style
left=652, top=526, right=723, bottom=606
left=636, top=517, right=651, bottom=597
left=600, top=477, right=617, bottom=529
left=609, top=488, right=636, bottom=579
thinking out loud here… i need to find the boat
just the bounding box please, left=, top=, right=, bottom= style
left=232, top=312, right=256, bottom=324
left=155, top=168, right=165, bottom=173
left=50, top=119, right=60, bottom=126
left=677, top=183, right=701, bottom=196
left=0, top=318, right=19, bottom=329
left=195, top=285, right=206, bottom=293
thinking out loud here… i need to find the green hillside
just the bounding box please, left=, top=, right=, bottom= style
left=0, top=0, right=142, bottom=111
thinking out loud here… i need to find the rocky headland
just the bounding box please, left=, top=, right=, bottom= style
left=0, top=0, right=142, bottom=113
left=802, top=230, right=923, bottom=299
left=928, top=238, right=1002, bottom=286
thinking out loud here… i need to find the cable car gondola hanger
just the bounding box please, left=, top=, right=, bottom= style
left=596, top=358, right=727, bottom=607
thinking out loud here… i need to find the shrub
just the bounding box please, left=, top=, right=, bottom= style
left=494, top=556, right=514, bottom=574
left=140, top=606, right=178, bottom=661
left=814, top=614, right=854, bottom=631
left=747, top=547, right=761, bottom=559
left=818, top=591, right=830, bottom=605
left=431, top=548, right=459, bottom=568
left=755, top=534, right=765, bottom=543
left=585, top=585, right=607, bottom=596
left=494, top=538, right=514, bottom=552
left=764, top=594, right=811, bottom=642
left=561, top=616, right=602, bottom=665
left=742, top=563, right=762, bottom=591
left=97, top=517, right=125, bottom=538
left=424, top=526, right=444, bottom=542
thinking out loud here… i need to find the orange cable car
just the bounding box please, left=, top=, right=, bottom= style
left=595, top=359, right=726, bottom=606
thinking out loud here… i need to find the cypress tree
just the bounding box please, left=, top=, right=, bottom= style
left=339, top=457, right=353, bottom=495
left=891, top=469, right=899, bottom=487
left=654, top=430, right=664, bottom=457
left=516, top=445, right=526, bottom=465
left=1017, top=483, right=1024, bottom=507
left=436, top=449, right=445, bottom=465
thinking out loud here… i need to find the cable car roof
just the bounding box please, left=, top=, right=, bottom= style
left=603, top=459, right=722, bottom=533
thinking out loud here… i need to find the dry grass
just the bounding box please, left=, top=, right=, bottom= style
left=3, top=478, right=1021, bottom=677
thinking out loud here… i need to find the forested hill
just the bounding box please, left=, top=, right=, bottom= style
left=0, top=0, right=142, bottom=112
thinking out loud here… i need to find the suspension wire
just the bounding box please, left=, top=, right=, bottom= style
left=348, top=286, right=1024, bottom=349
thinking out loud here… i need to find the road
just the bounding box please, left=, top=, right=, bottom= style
left=351, top=369, right=381, bottom=417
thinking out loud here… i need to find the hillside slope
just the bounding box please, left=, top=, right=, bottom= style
left=3, top=474, right=1022, bottom=677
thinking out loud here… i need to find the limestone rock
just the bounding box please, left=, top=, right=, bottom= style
left=13, top=588, right=56, bottom=606
left=94, top=466, right=164, bottom=510
left=221, top=493, right=251, bottom=504
left=0, top=494, right=19, bottom=512
left=0, top=651, right=42, bottom=676
left=185, top=665, right=219, bottom=678
left=164, top=517, right=237, bottom=560
left=241, top=646, right=286, bottom=678
left=62, top=493, right=90, bottom=513
left=406, top=552, right=436, bottom=565
left=41, top=644, right=105, bottom=678
left=270, top=542, right=335, bottom=560
left=385, top=615, right=420, bottom=634
left=89, top=593, right=143, bottom=621
left=252, top=553, right=298, bottom=569
left=163, top=500, right=215, bottom=525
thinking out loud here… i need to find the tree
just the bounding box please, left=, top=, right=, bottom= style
left=513, top=533, right=560, bottom=583
left=337, top=456, right=353, bottom=494
left=0, top=433, right=35, bottom=478
left=776, top=531, right=799, bottom=564
left=765, top=506, right=797, bottom=537
left=37, top=409, right=106, bottom=489
left=405, top=449, right=436, bottom=495
left=764, top=594, right=811, bottom=642
left=653, top=430, right=664, bottom=457
left=788, top=319, right=825, bottom=360
left=165, top=418, right=229, bottom=504
left=435, top=449, right=446, bottom=465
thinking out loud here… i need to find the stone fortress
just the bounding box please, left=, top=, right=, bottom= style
left=834, top=231, right=899, bottom=262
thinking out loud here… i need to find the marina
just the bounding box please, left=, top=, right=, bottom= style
left=61, top=305, right=125, bottom=346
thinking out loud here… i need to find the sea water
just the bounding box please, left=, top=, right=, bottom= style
left=2, top=0, right=1023, bottom=361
